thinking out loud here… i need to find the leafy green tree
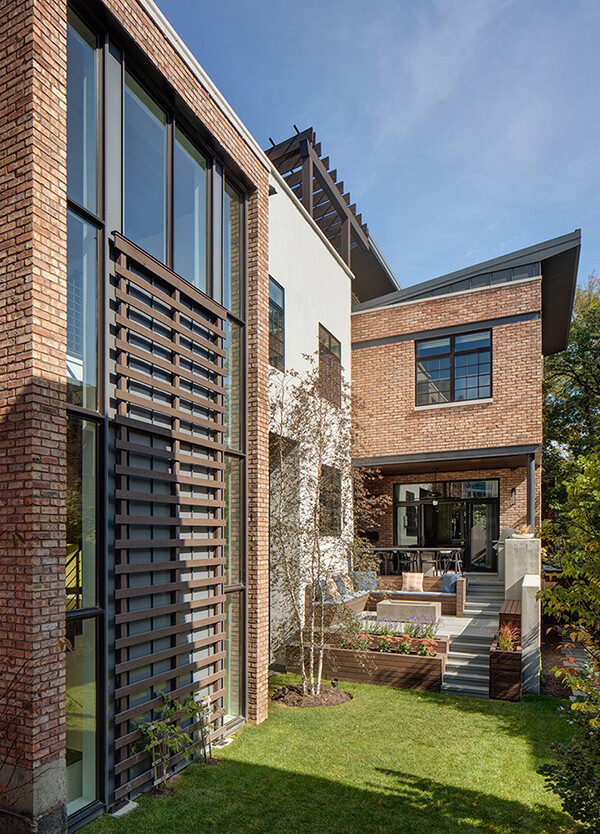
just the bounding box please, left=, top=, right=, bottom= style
left=538, top=453, right=600, bottom=830
left=543, top=274, right=600, bottom=510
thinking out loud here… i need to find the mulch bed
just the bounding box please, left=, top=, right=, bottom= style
left=271, top=683, right=353, bottom=707
left=541, top=624, right=572, bottom=699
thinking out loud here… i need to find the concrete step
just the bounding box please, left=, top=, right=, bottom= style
left=467, top=588, right=504, bottom=602
left=462, top=608, right=500, bottom=619
left=441, top=681, right=489, bottom=698
left=467, top=588, right=503, bottom=595
left=444, top=669, right=490, bottom=686
left=464, top=600, right=502, bottom=610
left=448, top=639, right=494, bottom=655
left=446, top=655, right=489, bottom=671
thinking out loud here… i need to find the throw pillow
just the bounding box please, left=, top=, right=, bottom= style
left=402, top=572, right=424, bottom=592
left=441, top=572, right=459, bottom=594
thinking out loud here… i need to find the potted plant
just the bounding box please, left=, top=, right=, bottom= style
left=489, top=624, right=522, bottom=701
left=511, top=523, right=534, bottom=539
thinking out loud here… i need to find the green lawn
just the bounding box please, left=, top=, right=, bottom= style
left=88, top=675, right=578, bottom=834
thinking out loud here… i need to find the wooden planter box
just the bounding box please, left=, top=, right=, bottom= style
left=286, top=644, right=446, bottom=692
left=489, top=640, right=522, bottom=701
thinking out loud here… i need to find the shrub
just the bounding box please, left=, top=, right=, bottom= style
left=497, top=624, right=519, bottom=651
left=538, top=674, right=600, bottom=833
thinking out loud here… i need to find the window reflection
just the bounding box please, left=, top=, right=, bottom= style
left=66, top=618, right=97, bottom=815
left=124, top=73, right=167, bottom=262
left=67, top=13, right=97, bottom=211
left=173, top=129, right=208, bottom=291
left=223, top=183, right=242, bottom=317
left=66, top=417, right=97, bottom=611
left=225, top=456, right=242, bottom=586
left=224, top=593, right=242, bottom=721
left=67, top=211, right=97, bottom=409
left=224, top=320, right=242, bottom=451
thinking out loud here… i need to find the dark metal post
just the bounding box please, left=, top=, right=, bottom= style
left=527, top=453, right=536, bottom=530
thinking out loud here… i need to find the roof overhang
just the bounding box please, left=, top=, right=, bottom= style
left=353, top=230, right=581, bottom=355
left=355, top=444, right=541, bottom=476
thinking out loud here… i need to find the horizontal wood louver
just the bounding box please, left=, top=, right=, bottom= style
left=111, top=233, right=227, bottom=801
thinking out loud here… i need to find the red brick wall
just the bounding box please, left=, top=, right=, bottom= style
left=0, top=0, right=67, bottom=797
left=352, top=281, right=543, bottom=459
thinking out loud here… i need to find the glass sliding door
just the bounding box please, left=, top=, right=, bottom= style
left=393, top=479, right=500, bottom=572
left=468, top=503, right=498, bottom=572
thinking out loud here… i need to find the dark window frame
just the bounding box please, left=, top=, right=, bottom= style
left=268, top=276, right=285, bottom=371
left=65, top=4, right=251, bottom=816
left=415, top=329, right=492, bottom=406
left=318, top=323, right=342, bottom=407
left=319, top=464, right=342, bottom=537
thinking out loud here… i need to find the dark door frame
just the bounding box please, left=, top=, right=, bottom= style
left=395, top=497, right=500, bottom=572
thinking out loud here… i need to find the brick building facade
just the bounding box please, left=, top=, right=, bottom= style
left=352, top=232, right=580, bottom=570
left=0, top=0, right=270, bottom=829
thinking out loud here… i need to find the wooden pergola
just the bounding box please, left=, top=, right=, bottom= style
left=266, top=128, right=370, bottom=269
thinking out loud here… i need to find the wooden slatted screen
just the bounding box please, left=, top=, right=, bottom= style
left=111, top=233, right=227, bottom=801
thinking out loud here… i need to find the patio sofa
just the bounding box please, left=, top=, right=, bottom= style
left=365, top=573, right=467, bottom=617
left=305, top=571, right=379, bottom=623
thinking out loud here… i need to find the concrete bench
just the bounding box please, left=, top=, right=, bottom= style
left=376, top=600, right=442, bottom=621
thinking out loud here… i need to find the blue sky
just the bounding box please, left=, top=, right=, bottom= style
left=156, top=0, right=598, bottom=288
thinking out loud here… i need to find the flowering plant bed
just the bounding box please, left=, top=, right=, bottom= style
left=286, top=643, right=446, bottom=692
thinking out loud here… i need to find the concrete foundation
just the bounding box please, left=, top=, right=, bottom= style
left=0, top=759, right=67, bottom=834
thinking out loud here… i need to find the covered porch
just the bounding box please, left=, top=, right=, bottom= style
left=356, top=443, right=541, bottom=575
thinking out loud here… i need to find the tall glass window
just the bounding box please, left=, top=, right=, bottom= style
left=67, top=13, right=97, bottom=211
left=66, top=416, right=99, bottom=815
left=224, top=457, right=242, bottom=586
left=319, top=465, right=342, bottom=536
left=224, top=593, right=243, bottom=722
left=223, top=183, right=243, bottom=317
left=224, top=320, right=243, bottom=451
left=318, top=324, right=342, bottom=407
left=67, top=211, right=98, bottom=409
left=66, top=417, right=98, bottom=611
left=268, top=278, right=284, bottom=370
left=124, top=73, right=167, bottom=262
left=66, top=618, right=97, bottom=815
left=173, top=129, right=208, bottom=291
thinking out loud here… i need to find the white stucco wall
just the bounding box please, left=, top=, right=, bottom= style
left=268, top=174, right=353, bottom=377
left=268, top=175, right=355, bottom=664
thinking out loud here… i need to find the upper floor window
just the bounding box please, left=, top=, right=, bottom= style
left=173, top=128, right=208, bottom=292
left=319, top=465, right=342, bottom=536
left=318, top=324, right=341, bottom=407
left=269, top=278, right=284, bottom=370
left=67, top=13, right=97, bottom=212
left=415, top=330, right=491, bottom=406
left=124, top=72, right=167, bottom=262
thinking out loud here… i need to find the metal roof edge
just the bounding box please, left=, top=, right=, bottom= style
left=353, top=230, right=581, bottom=312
